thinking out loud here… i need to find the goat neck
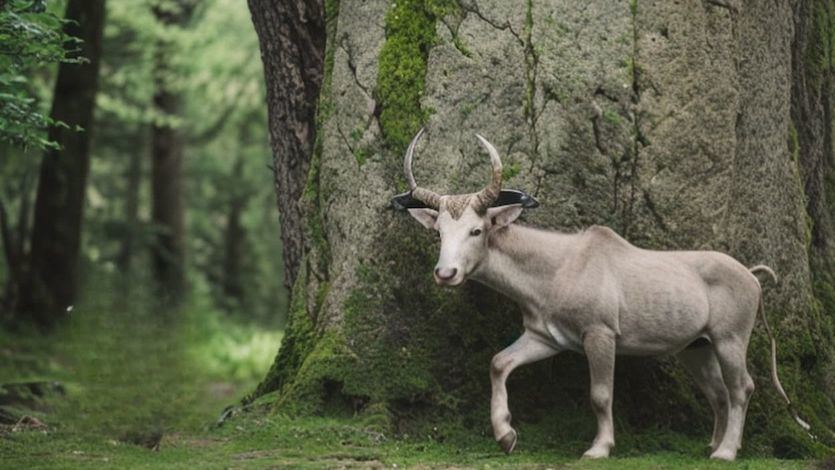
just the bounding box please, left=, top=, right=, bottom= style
left=471, top=224, right=574, bottom=309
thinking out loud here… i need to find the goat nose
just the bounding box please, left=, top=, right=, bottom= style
left=434, top=267, right=458, bottom=280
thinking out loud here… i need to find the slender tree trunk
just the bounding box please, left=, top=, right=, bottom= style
left=17, top=0, right=106, bottom=327
left=150, top=88, right=186, bottom=297
left=222, top=156, right=247, bottom=305
left=117, top=129, right=143, bottom=272
left=247, top=0, right=326, bottom=291
left=150, top=1, right=196, bottom=301
left=1, top=168, right=33, bottom=314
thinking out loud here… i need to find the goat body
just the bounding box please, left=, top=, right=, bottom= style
left=474, top=224, right=758, bottom=357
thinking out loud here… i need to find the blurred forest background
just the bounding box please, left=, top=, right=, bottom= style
left=1, top=0, right=290, bottom=463
left=0, top=0, right=287, bottom=324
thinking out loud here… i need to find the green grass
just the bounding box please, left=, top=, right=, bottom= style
left=0, top=277, right=827, bottom=468
left=1, top=412, right=822, bottom=469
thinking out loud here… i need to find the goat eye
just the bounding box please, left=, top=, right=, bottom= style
left=470, top=228, right=482, bottom=237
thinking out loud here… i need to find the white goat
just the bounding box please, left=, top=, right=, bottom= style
left=391, top=129, right=809, bottom=461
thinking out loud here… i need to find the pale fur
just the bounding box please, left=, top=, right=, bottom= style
left=407, top=204, right=806, bottom=461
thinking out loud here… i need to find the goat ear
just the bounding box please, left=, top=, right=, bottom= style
left=487, top=204, right=523, bottom=229
left=407, top=208, right=439, bottom=230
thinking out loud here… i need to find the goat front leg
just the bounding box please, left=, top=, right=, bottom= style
left=490, top=331, right=558, bottom=454
left=582, top=327, right=617, bottom=459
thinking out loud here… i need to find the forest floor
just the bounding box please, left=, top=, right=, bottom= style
left=0, top=280, right=828, bottom=469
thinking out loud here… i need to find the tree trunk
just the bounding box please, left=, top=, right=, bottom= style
left=150, top=1, right=196, bottom=300
left=16, top=0, right=106, bottom=327
left=222, top=156, right=247, bottom=305
left=117, top=127, right=143, bottom=272
left=251, top=0, right=835, bottom=454
left=247, top=0, right=326, bottom=291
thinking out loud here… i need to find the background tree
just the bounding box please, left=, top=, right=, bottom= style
left=15, top=0, right=106, bottom=327
left=247, top=0, right=326, bottom=291
left=0, top=0, right=84, bottom=317
left=248, top=0, right=835, bottom=455
left=148, top=0, right=198, bottom=301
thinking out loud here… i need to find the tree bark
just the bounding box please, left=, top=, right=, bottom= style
left=17, top=0, right=106, bottom=327
left=247, top=0, right=326, bottom=291
left=150, top=1, right=196, bottom=300
left=251, top=0, right=835, bottom=453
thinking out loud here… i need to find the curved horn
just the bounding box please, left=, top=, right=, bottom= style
left=403, top=127, right=442, bottom=209
left=472, top=134, right=503, bottom=213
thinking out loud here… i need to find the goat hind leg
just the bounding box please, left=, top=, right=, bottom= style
left=490, top=331, right=558, bottom=454
left=678, top=345, right=729, bottom=452
left=582, top=327, right=617, bottom=459
left=710, top=337, right=754, bottom=461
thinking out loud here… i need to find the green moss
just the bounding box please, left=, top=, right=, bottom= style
left=807, top=1, right=834, bottom=90
left=603, top=109, right=623, bottom=126
left=353, top=146, right=370, bottom=166
left=246, top=262, right=317, bottom=402
left=452, top=34, right=472, bottom=58
left=502, top=160, right=521, bottom=180
left=376, top=0, right=458, bottom=153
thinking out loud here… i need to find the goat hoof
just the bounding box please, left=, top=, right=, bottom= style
left=582, top=446, right=611, bottom=459
left=497, top=429, right=517, bottom=454
left=710, top=448, right=736, bottom=461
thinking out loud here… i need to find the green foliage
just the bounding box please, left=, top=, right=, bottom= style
left=186, top=300, right=284, bottom=384
left=0, top=0, right=80, bottom=149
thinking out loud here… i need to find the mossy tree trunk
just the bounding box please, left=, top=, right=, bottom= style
left=251, top=0, right=835, bottom=455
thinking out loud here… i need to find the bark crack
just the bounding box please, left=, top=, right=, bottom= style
left=523, top=0, right=541, bottom=174
left=620, top=0, right=646, bottom=237
left=591, top=102, right=607, bottom=157
left=703, top=0, right=738, bottom=14
left=339, top=36, right=372, bottom=98
left=458, top=1, right=524, bottom=46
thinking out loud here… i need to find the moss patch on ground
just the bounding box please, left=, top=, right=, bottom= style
left=1, top=411, right=825, bottom=469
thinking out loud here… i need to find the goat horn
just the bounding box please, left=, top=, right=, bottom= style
left=472, top=134, right=503, bottom=213
left=403, top=127, right=442, bottom=209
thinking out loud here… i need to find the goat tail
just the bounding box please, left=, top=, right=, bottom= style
left=750, top=265, right=811, bottom=431
left=749, top=264, right=777, bottom=284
